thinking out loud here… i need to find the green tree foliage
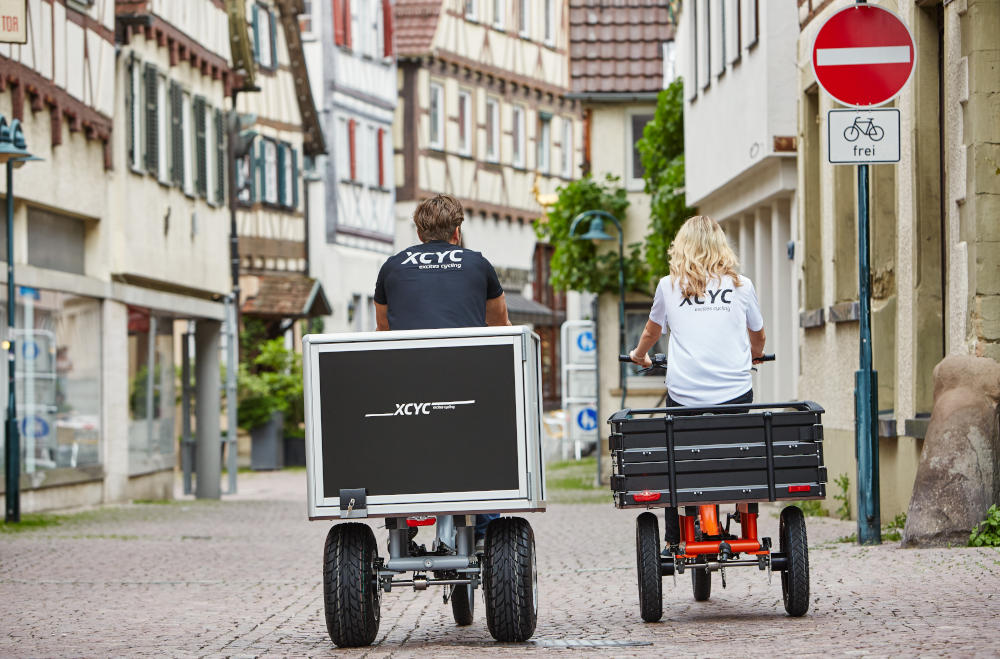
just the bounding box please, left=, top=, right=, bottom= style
left=637, top=78, right=696, bottom=279
left=534, top=175, right=650, bottom=294
left=236, top=338, right=302, bottom=432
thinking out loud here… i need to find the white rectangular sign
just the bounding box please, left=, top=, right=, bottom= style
left=0, top=0, right=26, bottom=44
left=828, top=108, right=900, bottom=165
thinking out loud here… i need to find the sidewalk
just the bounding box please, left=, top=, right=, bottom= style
left=1, top=469, right=997, bottom=657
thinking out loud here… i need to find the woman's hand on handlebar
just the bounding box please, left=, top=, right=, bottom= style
left=629, top=349, right=652, bottom=368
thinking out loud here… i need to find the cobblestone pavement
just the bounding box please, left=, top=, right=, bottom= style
left=2, top=470, right=998, bottom=658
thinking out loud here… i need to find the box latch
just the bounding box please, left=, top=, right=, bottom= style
left=339, top=488, right=368, bottom=518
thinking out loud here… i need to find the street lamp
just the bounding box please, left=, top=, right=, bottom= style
left=569, top=210, right=628, bottom=409
left=1, top=114, right=40, bottom=523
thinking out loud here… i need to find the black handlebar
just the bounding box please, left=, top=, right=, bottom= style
left=619, top=353, right=776, bottom=366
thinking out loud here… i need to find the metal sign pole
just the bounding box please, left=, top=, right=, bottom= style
left=855, top=163, right=881, bottom=544
left=4, top=161, right=19, bottom=522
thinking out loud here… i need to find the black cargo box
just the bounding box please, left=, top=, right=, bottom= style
left=609, top=402, right=826, bottom=508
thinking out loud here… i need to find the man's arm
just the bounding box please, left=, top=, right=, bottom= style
left=749, top=327, right=766, bottom=362
left=375, top=303, right=390, bottom=331
left=486, top=294, right=512, bottom=326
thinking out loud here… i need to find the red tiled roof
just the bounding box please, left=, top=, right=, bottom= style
left=569, top=0, right=675, bottom=95
left=241, top=273, right=331, bottom=318
left=394, top=0, right=443, bottom=57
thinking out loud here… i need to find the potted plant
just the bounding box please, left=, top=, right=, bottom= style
left=238, top=338, right=301, bottom=470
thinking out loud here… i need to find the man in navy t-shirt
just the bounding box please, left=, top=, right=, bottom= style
left=374, top=194, right=510, bottom=545
left=375, top=194, right=510, bottom=331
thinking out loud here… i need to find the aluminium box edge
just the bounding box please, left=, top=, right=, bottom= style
left=304, top=326, right=546, bottom=520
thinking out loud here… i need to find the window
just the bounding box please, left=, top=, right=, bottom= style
left=745, top=0, right=759, bottom=49
left=719, top=0, right=726, bottom=75
left=458, top=90, right=472, bottom=155
left=492, top=0, right=505, bottom=29
left=537, top=115, right=551, bottom=174
left=544, top=0, right=554, bottom=45
left=627, top=112, right=654, bottom=188
left=688, top=1, right=698, bottom=99
left=27, top=207, right=85, bottom=275
left=368, top=124, right=379, bottom=185
left=299, top=0, right=315, bottom=39
left=727, top=0, right=740, bottom=65
left=464, top=0, right=476, bottom=21
left=486, top=97, right=500, bottom=162
left=561, top=116, right=572, bottom=178
left=127, top=308, right=174, bottom=475
left=700, top=0, right=711, bottom=90
left=512, top=105, right=525, bottom=167
left=236, top=143, right=254, bottom=205
left=156, top=73, right=168, bottom=182
left=663, top=40, right=677, bottom=85
left=283, top=143, right=295, bottom=205
left=337, top=117, right=350, bottom=180
left=263, top=139, right=278, bottom=204
left=373, top=1, right=385, bottom=59
left=350, top=2, right=363, bottom=56
left=518, top=0, right=528, bottom=37
left=252, top=4, right=276, bottom=70
left=429, top=82, right=444, bottom=149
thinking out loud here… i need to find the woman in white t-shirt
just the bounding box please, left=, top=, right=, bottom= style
left=628, top=215, right=766, bottom=546
left=629, top=215, right=766, bottom=406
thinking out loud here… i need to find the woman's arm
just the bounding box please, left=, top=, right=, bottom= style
left=629, top=319, right=663, bottom=368
left=749, top=327, right=766, bottom=362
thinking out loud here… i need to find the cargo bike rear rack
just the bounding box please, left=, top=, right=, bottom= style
left=609, top=401, right=826, bottom=621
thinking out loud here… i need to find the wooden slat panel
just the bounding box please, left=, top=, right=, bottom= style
left=238, top=236, right=306, bottom=260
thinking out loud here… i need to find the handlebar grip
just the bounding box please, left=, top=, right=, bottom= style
left=756, top=354, right=776, bottom=362
left=618, top=354, right=633, bottom=362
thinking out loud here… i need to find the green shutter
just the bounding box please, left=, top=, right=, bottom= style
left=268, top=10, right=278, bottom=69
left=144, top=64, right=158, bottom=175
left=194, top=97, right=207, bottom=198
left=277, top=143, right=287, bottom=206
left=252, top=5, right=261, bottom=63
left=170, top=81, right=184, bottom=187
left=291, top=148, right=299, bottom=210
left=215, top=109, right=226, bottom=205
left=127, top=55, right=136, bottom=168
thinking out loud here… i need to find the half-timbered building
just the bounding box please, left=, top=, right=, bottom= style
left=301, top=0, right=398, bottom=333
left=393, top=0, right=585, bottom=406
left=0, top=0, right=235, bottom=511
left=234, top=0, right=329, bottom=333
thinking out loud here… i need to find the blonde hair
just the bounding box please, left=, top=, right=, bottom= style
left=667, top=215, right=743, bottom=299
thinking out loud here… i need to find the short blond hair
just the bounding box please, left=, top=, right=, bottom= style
left=668, top=215, right=743, bottom=299
left=413, top=194, right=464, bottom=242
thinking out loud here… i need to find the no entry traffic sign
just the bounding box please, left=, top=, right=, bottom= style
left=812, top=4, right=915, bottom=107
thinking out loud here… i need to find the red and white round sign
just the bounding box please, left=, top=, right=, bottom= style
left=812, top=4, right=915, bottom=108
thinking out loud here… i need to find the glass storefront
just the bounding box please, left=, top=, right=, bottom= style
left=127, top=307, right=176, bottom=475
left=0, top=286, right=102, bottom=486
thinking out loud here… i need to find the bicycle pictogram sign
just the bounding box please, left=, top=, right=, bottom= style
left=843, top=116, right=884, bottom=142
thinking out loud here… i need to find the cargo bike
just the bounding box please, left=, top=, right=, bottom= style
left=303, top=327, right=546, bottom=647
left=612, top=354, right=826, bottom=621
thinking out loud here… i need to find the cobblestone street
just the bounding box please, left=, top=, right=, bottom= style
left=2, top=470, right=998, bottom=658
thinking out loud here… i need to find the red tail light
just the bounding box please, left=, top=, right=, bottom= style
left=406, top=516, right=437, bottom=527
left=788, top=485, right=810, bottom=493
left=633, top=490, right=661, bottom=502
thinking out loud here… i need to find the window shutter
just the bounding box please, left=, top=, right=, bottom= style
left=252, top=5, right=261, bottom=63
left=144, top=65, right=158, bottom=175
left=269, top=10, right=278, bottom=68
left=257, top=139, right=267, bottom=202
left=194, top=96, right=207, bottom=198
left=382, top=0, right=393, bottom=56
left=170, top=81, right=184, bottom=186
left=127, top=55, right=136, bottom=168
left=333, top=0, right=345, bottom=45
left=215, top=109, right=226, bottom=205
left=291, top=149, right=299, bottom=209
left=277, top=144, right=287, bottom=206
left=377, top=127, right=385, bottom=187
left=348, top=119, right=357, bottom=180
left=343, top=0, right=352, bottom=49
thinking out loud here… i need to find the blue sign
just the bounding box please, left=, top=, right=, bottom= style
left=20, top=415, right=50, bottom=439
left=576, top=331, right=596, bottom=352
left=18, top=286, right=40, bottom=300
left=21, top=340, right=39, bottom=360
left=576, top=408, right=598, bottom=432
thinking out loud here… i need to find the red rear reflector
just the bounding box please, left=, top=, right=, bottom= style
left=633, top=491, right=661, bottom=502
left=788, top=485, right=810, bottom=493
left=406, top=516, right=437, bottom=527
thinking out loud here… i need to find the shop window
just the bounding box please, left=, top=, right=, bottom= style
left=0, top=288, right=102, bottom=483
left=127, top=308, right=176, bottom=476
left=27, top=207, right=86, bottom=275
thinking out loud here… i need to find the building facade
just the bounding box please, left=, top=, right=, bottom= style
left=795, top=0, right=999, bottom=518
left=394, top=0, right=585, bottom=404
left=235, top=0, right=329, bottom=330
left=1, top=0, right=234, bottom=512
left=567, top=0, right=676, bottom=471
left=302, top=0, right=397, bottom=334
left=674, top=0, right=800, bottom=406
